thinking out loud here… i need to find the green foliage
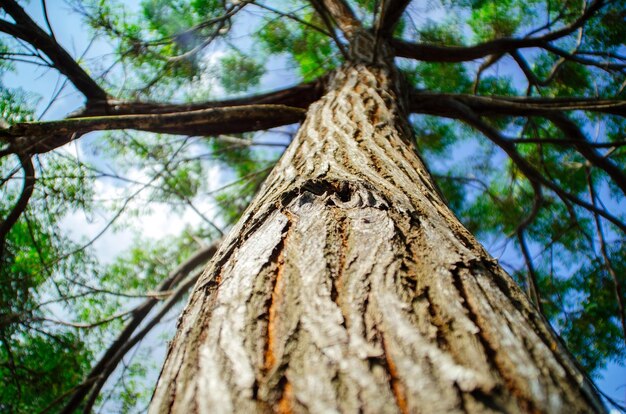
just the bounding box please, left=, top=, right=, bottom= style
left=401, top=58, right=473, bottom=94
left=417, top=19, right=465, bottom=46
left=556, top=246, right=626, bottom=373
left=430, top=112, right=626, bottom=372
left=207, top=134, right=276, bottom=223
left=475, top=75, right=517, bottom=96
left=257, top=11, right=340, bottom=81
left=219, top=52, right=264, bottom=93
left=582, top=1, right=626, bottom=50
left=0, top=332, right=92, bottom=413
left=469, top=1, right=524, bottom=41
left=0, top=85, right=34, bottom=125
left=78, top=0, right=232, bottom=96
left=412, top=115, right=459, bottom=155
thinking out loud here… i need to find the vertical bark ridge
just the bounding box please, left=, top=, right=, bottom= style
left=381, top=336, right=410, bottom=414
left=150, top=63, right=605, bottom=413
left=264, top=245, right=286, bottom=373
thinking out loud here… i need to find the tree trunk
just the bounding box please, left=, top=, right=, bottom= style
left=150, top=62, right=605, bottom=413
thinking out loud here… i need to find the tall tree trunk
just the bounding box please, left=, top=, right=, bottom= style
left=150, top=62, right=605, bottom=413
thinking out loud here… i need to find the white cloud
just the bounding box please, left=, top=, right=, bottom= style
left=60, top=161, right=225, bottom=263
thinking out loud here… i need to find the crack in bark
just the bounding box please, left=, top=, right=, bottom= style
left=262, top=213, right=294, bottom=373
left=477, top=264, right=603, bottom=412
left=380, top=336, right=409, bottom=414
left=151, top=62, right=605, bottom=413
left=450, top=262, right=537, bottom=413
left=328, top=211, right=349, bottom=324
left=164, top=287, right=219, bottom=414
left=263, top=248, right=286, bottom=373
left=275, top=379, right=294, bottom=414
left=422, top=285, right=448, bottom=349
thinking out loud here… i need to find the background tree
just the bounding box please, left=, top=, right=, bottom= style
left=0, top=0, right=624, bottom=412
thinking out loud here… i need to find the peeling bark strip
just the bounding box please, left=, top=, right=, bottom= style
left=150, top=63, right=605, bottom=413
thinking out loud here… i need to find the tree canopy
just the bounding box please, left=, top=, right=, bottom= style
left=0, top=0, right=625, bottom=412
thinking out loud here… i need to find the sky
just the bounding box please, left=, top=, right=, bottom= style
left=2, top=0, right=624, bottom=411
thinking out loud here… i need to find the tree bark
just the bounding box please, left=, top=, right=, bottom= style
left=150, top=63, right=605, bottom=413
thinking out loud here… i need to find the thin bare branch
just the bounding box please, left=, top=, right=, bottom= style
left=253, top=2, right=332, bottom=37
left=509, top=137, right=626, bottom=148
left=516, top=189, right=544, bottom=313
left=37, top=308, right=135, bottom=329
left=586, top=168, right=626, bottom=343
left=548, top=113, right=626, bottom=197
left=542, top=44, right=626, bottom=72
left=442, top=99, right=626, bottom=234
left=472, top=54, right=504, bottom=94
left=59, top=240, right=220, bottom=414
left=0, top=154, right=35, bottom=258
left=0, top=0, right=107, bottom=101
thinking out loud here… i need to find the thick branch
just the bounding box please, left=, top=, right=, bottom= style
left=1, top=105, right=307, bottom=155
left=392, top=37, right=545, bottom=62
left=86, top=77, right=326, bottom=116
left=0, top=0, right=107, bottom=101
left=59, top=241, right=220, bottom=414
left=392, top=0, right=604, bottom=62
left=410, top=92, right=626, bottom=117
left=1, top=77, right=324, bottom=155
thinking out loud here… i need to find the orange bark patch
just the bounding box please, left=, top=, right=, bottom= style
left=264, top=249, right=285, bottom=372
left=276, top=381, right=293, bottom=414
left=382, top=338, right=409, bottom=414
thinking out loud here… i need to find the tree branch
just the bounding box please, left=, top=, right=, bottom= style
left=309, top=0, right=361, bottom=38
left=0, top=0, right=107, bottom=101
left=0, top=77, right=325, bottom=155
left=89, top=77, right=326, bottom=116
left=391, top=0, right=605, bottom=62
left=376, top=0, right=412, bottom=37
left=440, top=99, right=626, bottom=234
left=509, top=137, right=626, bottom=148
left=0, top=154, right=35, bottom=258
left=253, top=2, right=332, bottom=37
left=472, top=54, right=504, bottom=93
left=586, top=168, right=626, bottom=343
left=59, top=240, right=220, bottom=414
left=1, top=105, right=307, bottom=155
left=542, top=44, right=626, bottom=72
left=516, top=189, right=544, bottom=313
left=410, top=92, right=626, bottom=118
left=548, top=113, right=626, bottom=198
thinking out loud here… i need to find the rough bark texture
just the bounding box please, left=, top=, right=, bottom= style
left=150, top=62, right=605, bottom=413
